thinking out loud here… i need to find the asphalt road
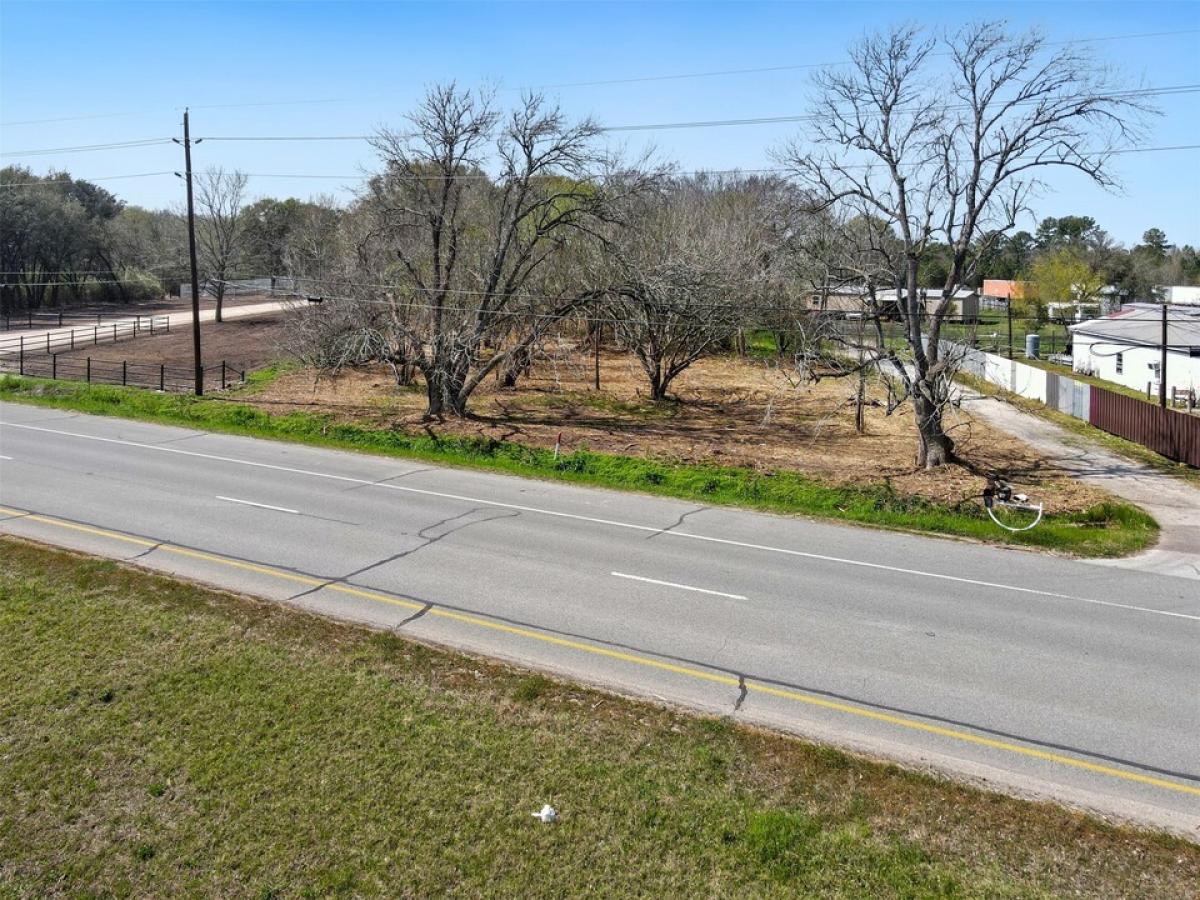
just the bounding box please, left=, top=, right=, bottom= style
left=1, top=401, right=1197, bottom=836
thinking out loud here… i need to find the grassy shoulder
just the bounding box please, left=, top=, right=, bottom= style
left=958, top=372, right=1200, bottom=489
left=3, top=539, right=1197, bottom=897
left=0, top=373, right=1157, bottom=557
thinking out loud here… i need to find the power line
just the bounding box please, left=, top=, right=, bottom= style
left=6, top=25, right=1194, bottom=127
left=192, top=84, right=1200, bottom=142
left=4, top=83, right=1194, bottom=162
left=0, top=109, right=174, bottom=128
left=0, top=138, right=174, bottom=159
left=0, top=171, right=175, bottom=188
left=526, top=28, right=1200, bottom=90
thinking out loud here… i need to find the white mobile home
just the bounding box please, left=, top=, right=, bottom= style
left=1069, top=304, right=1200, bottom=395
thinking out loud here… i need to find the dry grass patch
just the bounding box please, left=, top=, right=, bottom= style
left=252, top=347, right=1109, bottom=514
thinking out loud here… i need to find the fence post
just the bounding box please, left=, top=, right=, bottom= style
left=112, top=323, right=117, bottom=343
left=150, top=317, right=155, bottom=335
left=93, top=326, right=98, bottom=346
left=19, top=339, right=23, bottom=375
left=46, top=332, right=50, bottom=353
left=70, top=330, right=75, bottom=351
left=52, top=354, right=57, bottom=380
left=87, top=357, right=91, bottom=383
left=221, top=360, right=226, bottom=389
left=122, top=360, right=127, bottom=386
left=160, top=364, right=165, bottom=392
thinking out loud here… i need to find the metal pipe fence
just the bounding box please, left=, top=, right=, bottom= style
left=1, top=353, right=245, bottom=393
left=0, top=315, right=170, bottom=359
left=1, top=310, right=171, bottom=332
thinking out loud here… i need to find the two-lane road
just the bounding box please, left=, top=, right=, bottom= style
left=1, top=401, right=1197, bottom=835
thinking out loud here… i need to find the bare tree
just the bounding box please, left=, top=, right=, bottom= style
left=195, top=167, right=248, bottom=322
left=602, top=174, right=771, bottom=401
left=347, top=84, right=642, bottom=419
left=779, top=22, right=1150, bottom=467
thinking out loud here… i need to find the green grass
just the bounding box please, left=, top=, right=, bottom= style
left=3, top=540, right=1197, bottom=897
left=0, top=374, right=1158, bottom=557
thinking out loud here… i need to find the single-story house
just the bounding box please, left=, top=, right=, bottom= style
left=1069, top=304, right=1200, bottom=395
left=807, top=285, right=979, bottom=322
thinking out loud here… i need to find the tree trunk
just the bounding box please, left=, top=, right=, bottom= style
left=905, top=256, right=955, bottom=468
left=215, top=283, right=225, bottom=323
left=500, top=345, right=532, bottom=389
left=423, top=365, right=446, bottom=420
left=913, top=391, right=955, bottom=468
left=646, top=359, right=668, bottom=402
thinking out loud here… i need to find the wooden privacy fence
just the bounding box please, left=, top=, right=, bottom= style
left=1088, top=387, right=1200, bottom=467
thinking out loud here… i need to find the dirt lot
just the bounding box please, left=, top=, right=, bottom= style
left=53, top=312, right=289, bottom=375
left=1, top=293, right=272, bottom=330
left=245, top=341, right=1110, bottom=513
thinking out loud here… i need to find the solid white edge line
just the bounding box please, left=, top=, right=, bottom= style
left=0, top=455, right=12, bottom=460
left=611, top=571, right=748, bottom=600
left=4, top=418, right=1199, bottom=623
left=216, top=495, right=299, bottom=515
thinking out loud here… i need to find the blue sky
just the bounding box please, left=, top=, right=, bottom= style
left=2, top=0, right=1197, bottom=246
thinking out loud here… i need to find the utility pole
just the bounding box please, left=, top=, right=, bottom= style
left=176, top=109, right=204, bottom=395
left=1159, top=300, right=1168, bottom=408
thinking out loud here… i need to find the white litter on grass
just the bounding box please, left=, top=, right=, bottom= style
left=532, top=804, right=558, bottom=823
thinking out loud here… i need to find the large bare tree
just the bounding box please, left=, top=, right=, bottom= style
left=780, top=22, right=1150, bottom=467
left=347, top=84, right=640, bottom=418
left=195, top=167, right=248, bottom=322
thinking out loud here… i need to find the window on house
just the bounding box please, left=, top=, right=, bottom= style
left=1115, top=352, right=1123, bottom=374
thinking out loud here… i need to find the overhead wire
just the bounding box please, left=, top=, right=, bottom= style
left=190, top=83, right=1200, bottom=143
left=0, top=171, right=176, bottom=188
left=5, top=25, right=1195, bottom=125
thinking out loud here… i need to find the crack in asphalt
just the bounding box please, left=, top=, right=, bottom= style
left=127, top=541, right=165, bottom=560
left=341, top=468, right=435, bottom=493
left=284, top=507, right=519, bottom=603
left=646, top=505, right=707, bottom=540
left=395, top=602, right=433, bottom=629
left=733, top=674, right=748, bottom=712
left=150, top=432, right=209, bottom=446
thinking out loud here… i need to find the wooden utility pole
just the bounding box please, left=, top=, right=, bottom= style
left=1159, top=301, right=1168, bottom=408
left=179, top=109, right=204, bottom=395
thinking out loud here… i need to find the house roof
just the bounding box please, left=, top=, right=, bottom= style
left=1069, top=304, right=1200, bottom=350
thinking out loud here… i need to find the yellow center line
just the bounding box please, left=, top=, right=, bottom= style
left=2, top=504, right=1197, bottom=799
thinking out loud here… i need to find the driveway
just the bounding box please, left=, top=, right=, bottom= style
left=961, top=393, right=1200, bottom=580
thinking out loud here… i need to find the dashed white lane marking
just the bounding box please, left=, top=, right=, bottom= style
left=216, top=495, right=299, bottom=515
left=611, top=571, right=747, bottom=600
left=4, top=419, right=1200, bottom=623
